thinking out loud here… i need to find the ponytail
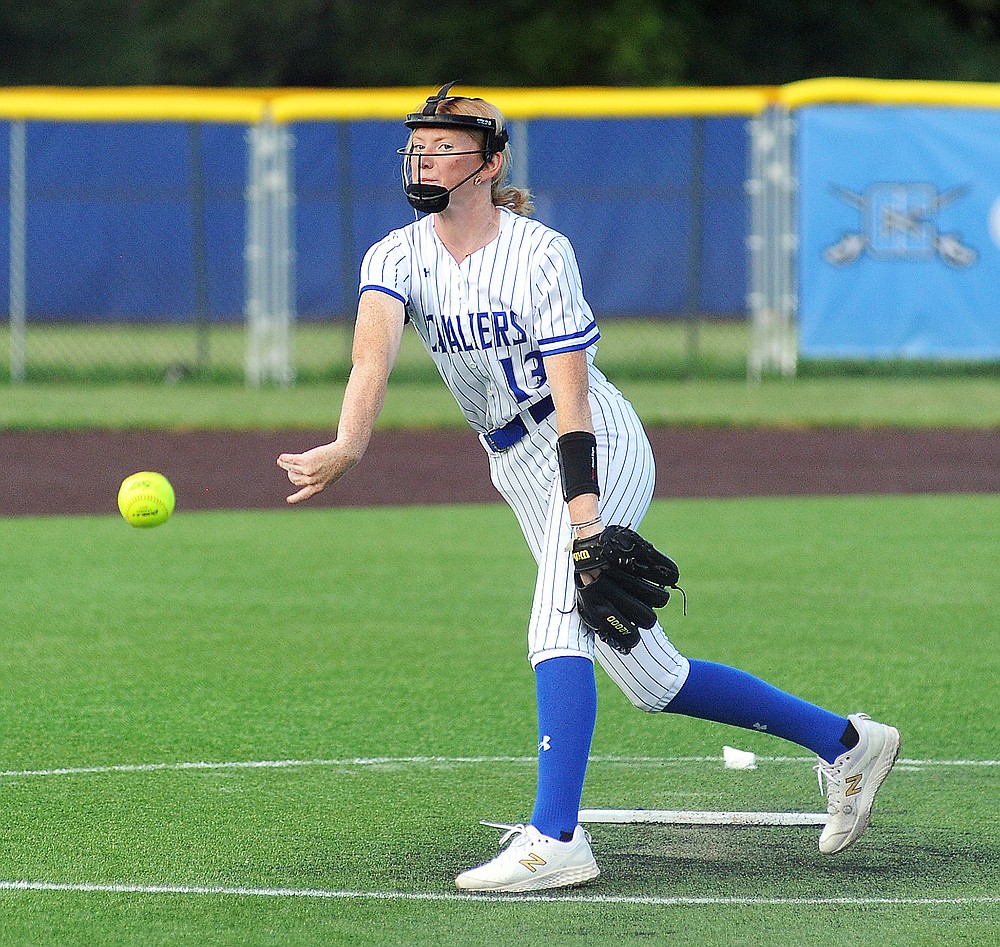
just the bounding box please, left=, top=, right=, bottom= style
left=492, top=182, right=535, bottom=217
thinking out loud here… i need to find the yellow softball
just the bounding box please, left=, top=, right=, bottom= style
left=117, top=471, right=176, bottom=528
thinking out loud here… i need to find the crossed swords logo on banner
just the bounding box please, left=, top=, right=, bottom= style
left=824, top=183, right=978, bottom=268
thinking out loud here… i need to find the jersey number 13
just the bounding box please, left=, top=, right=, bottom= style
left=500, top=350, right=546, bottom=403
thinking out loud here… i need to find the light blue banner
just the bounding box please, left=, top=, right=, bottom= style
left=797, top=106, right=1000, bottom=358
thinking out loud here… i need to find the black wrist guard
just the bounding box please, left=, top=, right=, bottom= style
left=557, top=431, right=600, bottom=502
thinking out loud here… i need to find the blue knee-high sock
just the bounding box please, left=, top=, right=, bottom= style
left=530, top=656, right=597, bottom=841
left=665, top=659, right=852, bottom=764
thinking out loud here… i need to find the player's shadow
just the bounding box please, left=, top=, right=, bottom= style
left=587, top=823, right=999, bottom=897
left=288, top=822, right=998, bottom=895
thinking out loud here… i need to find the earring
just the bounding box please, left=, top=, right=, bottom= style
left=474, top=176, right=482, bottom=186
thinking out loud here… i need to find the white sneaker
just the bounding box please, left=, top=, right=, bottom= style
left=455, top=822, right=600, bottom=892
left=816, top=713, right=901, bottom=854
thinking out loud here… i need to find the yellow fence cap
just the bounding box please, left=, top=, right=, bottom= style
left=0, top=87, right=268, bottom=122
left=0, top=85, right=772, bottom=124
left=777, top=77, right=1000, bottom=109
left=270, top=86, right=772, bottom=122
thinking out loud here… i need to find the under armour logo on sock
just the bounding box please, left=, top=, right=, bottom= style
left=538, top=735, right=552, bottom=752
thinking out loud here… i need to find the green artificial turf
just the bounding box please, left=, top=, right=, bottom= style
left=1, top=495, right=998, bottom=944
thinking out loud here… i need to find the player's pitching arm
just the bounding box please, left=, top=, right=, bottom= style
left=277, top=290, right=405, bottom=504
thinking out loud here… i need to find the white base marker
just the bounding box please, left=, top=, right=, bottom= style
left=578, top=809, right=828, bottom=826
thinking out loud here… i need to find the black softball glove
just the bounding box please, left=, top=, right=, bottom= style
left=572, top=525, right=682, bottom=655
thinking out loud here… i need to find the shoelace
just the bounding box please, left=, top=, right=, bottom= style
left=479, top=821, right=533, bottom=849
left=814, top=759, right=843, bottom=811
left=478, top=819, right=590, bottom=847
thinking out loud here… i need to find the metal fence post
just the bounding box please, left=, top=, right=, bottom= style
left=245, top=112, right=296, bottom=387
left=509, top=118, right=529, bottom=192
left=336, top=119, right=356, bottom=364
left=9, top=120, right=27, bottom=383
left=188, top=121, right=211, bottom=373
left=686, top=116, right=706, bottom=377
left=747, top=106, right=797, bottom=380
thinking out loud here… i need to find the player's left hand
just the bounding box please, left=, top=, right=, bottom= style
left=571, top=526, right=681, bottom=654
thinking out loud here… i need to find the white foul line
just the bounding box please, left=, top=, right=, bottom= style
left=0, top=754, right=996, bottom=780
left=1, top=881, right=997, bottom=907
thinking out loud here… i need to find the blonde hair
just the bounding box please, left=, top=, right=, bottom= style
left=427, top=96, right=535, bottom=217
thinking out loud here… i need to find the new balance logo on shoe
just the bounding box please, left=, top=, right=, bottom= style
left=844, top=773, right=864, bottom=796
left=519, top=853, right=546, bottom=872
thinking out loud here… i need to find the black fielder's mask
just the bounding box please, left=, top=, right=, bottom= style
left=399, top=81, right=510, bottom=214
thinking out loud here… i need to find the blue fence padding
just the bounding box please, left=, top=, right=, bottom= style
left=1, top=120, right=247, bottom=321
left=1, top=115, right=749, bottom=322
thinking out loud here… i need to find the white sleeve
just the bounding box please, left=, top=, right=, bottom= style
left=359, top=230, right=410, bottom=305
left=532, top=235, right=600, bottom=357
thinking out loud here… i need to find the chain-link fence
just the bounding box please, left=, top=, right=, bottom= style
left=2, top=87, right=766, bottom=384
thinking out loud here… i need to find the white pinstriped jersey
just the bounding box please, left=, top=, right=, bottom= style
left=359, top=206, right=689, bottom=706
left=359, top=207, right=615, bottom=434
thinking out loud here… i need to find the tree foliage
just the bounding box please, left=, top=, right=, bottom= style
left=2, top=0, right=1000, bottom=87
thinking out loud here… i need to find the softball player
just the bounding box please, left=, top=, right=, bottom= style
left=278, top=84, right=901, bottom=892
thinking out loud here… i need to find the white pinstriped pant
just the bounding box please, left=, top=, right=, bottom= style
left=485, top=384, right=691, bottom=712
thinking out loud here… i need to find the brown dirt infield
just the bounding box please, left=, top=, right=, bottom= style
left=1, top=428, right=996, bottom=517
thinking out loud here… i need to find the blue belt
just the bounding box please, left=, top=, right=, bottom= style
left=483, top=395, right=555, bottom=453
